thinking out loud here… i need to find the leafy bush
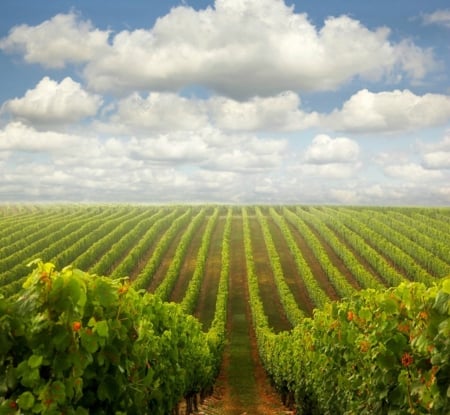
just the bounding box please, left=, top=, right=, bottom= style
left=0, top=260, right=214, bottom=414
left=265, top=277, right=450, bottom=414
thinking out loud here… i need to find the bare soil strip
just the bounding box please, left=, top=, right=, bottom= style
left=127, top=215, right=175, bottom=280
left=193, top=216, right=225, bottom=329
left=304, top=221, right=362, bottom=290
left=285, top=218, right=340, bottom=301
left=266, top=214, right=315, bottom=316
left=145, top=219, right=191, bottom=292
left=323, top=221, right=387, bottom=286
left=199, top=214, right=292, bottom=415
left=169, top=219, right=208, bottom=303
left=248, top=213, right=292, bottom=332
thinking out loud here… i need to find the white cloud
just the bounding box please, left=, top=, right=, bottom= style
left=394, top=39, right=436, bottom=80
left=384, top=163, right=443, bottom=181
left=421, top=134, right=450, bottom=169
left=376, top=145, right=447, bottom=182
left=0, top=122, right=81, bottom=153
left=304, top=134, right=360, bottom=164
left=326, top=89, right=450, bottom=133
left=210, top=92, right=319, bottom=131
left=205, top=147, right=281, bottom=173
left=1, top=4, right=436, bottom=97
left=1, top=119, right=448, bottom=204
left=97, top=90, right=317, bottom=135
left=0, top=122, right=288, bottom=202
left=419, top=134, right=450, bottom=152
left=84, top=6, right=435, bottom=97
left=3, top=77, right=102, bottom=126
left=299, top=163, right=362, bottom=179
left=291, top=134, right=362, bottom=180
left=329, top=188, right=361, bottom=204
left=0, top=13, right=109, bottom=68
left=422, top=9, right=450, bottom=29
left=105, top=92, right=208, bottom=133
left=0, top=2, right=448, bottom=205
left=129, top=133, right=210, bottom=163
left=423, top=151, right=450, bottom=169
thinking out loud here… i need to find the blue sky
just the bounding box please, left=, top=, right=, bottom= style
left=0, top=0, right=449, bottom=204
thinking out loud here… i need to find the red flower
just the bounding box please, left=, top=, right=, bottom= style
left=401, top=352, right=413, bottom=367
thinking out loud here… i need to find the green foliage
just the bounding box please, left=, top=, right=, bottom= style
left=207, top=208, right=232, bottom=378
left=264, top=277, right=450, bottom=414
left=255, top=207, right=304, bottom=326
left=0, top=260, right=215, bottom=414
left=181, top=207, right=220, bottom=314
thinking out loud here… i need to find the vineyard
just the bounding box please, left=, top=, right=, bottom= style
left=1, top=205, right=450, bottom=414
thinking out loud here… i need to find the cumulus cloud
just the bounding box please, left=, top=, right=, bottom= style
left=0, top=122, right=81, bottom=153
left=1, top=3, right=436, bottom=98
left=0, top=2, right=448, bottom=205
left=326, top=89, right=450, bottom=133
left=1, top=119, right=448, bottom=204
left=0, top=122, right=191, bottom=201
left=423, top=151, right=450, bottom=169
left=0, top=13, right=109, bottom=68
left=205, top=145, right=283, bottom=172
left=421, top=134, right=450, bottom=169
left=128, top=128, right=287, bottom=172
left=422, top=9, right=450, bottom=28
left=129, top=132, right=210, bottom=163
left=0, top=121, right=288, bottom=202
left=301, top=163, right=362, bottom=179
left=105, top=92, right=208, bottom=133
left=304, top=134, right=360, bottom=164
left=85, top=5, right=435, bottom=97
left=3, top=77, right=102, bottom=126
left=97, top=90, right=317, bottom=135
left=384, top=163, right=443, bottom=181
left=295, top=134, right=361, bottom=179
left=210, top=92, right=319, bottom=131
left=333, top=183, right=450, bottom=205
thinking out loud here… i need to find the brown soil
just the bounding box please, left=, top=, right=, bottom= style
left=127, top=215, right=175, bottom=280
left=193, top=216, right=225, bottom=328
left=266, top=213, right=315, bottom=316
left=105, top=211, right=157, bottom=275
left=248, top=212, right=291, bottom=332
left=323, top=221, right=387, bottom=287
left=146, top=218, right=190, bottom=292
left=304, top=221, right=362, bottom=290
left=195, top=214, right=293, bottom=415
left=285, top=218, right=340, bottom=301
left=169, top=219, right=208, bottom=303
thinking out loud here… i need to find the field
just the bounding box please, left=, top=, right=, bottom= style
left=1, top=204, right=450, bottom=414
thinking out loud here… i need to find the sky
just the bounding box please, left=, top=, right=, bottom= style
left=0, top=0, right=449, bottom=205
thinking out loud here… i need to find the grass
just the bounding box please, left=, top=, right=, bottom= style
left=228, top=312, right=256, bottom=408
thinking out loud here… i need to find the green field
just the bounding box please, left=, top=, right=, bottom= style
left=1, top=205, right=449, bottom=414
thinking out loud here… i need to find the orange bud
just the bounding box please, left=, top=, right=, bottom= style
left=72, top=321, right=82, bottom=332
left=360, top=340, right=370, bottom=353
left=118, top=284, right=129, bottom=294
left=419, top=311, right=428, bottom=320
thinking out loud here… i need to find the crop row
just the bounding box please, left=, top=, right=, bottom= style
left=1, top=204, right=449, bottom=413
left=1, top=205, right=448, bottom=320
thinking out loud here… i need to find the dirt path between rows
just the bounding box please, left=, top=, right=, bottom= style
left=197, top=215, right=293, bottom=415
